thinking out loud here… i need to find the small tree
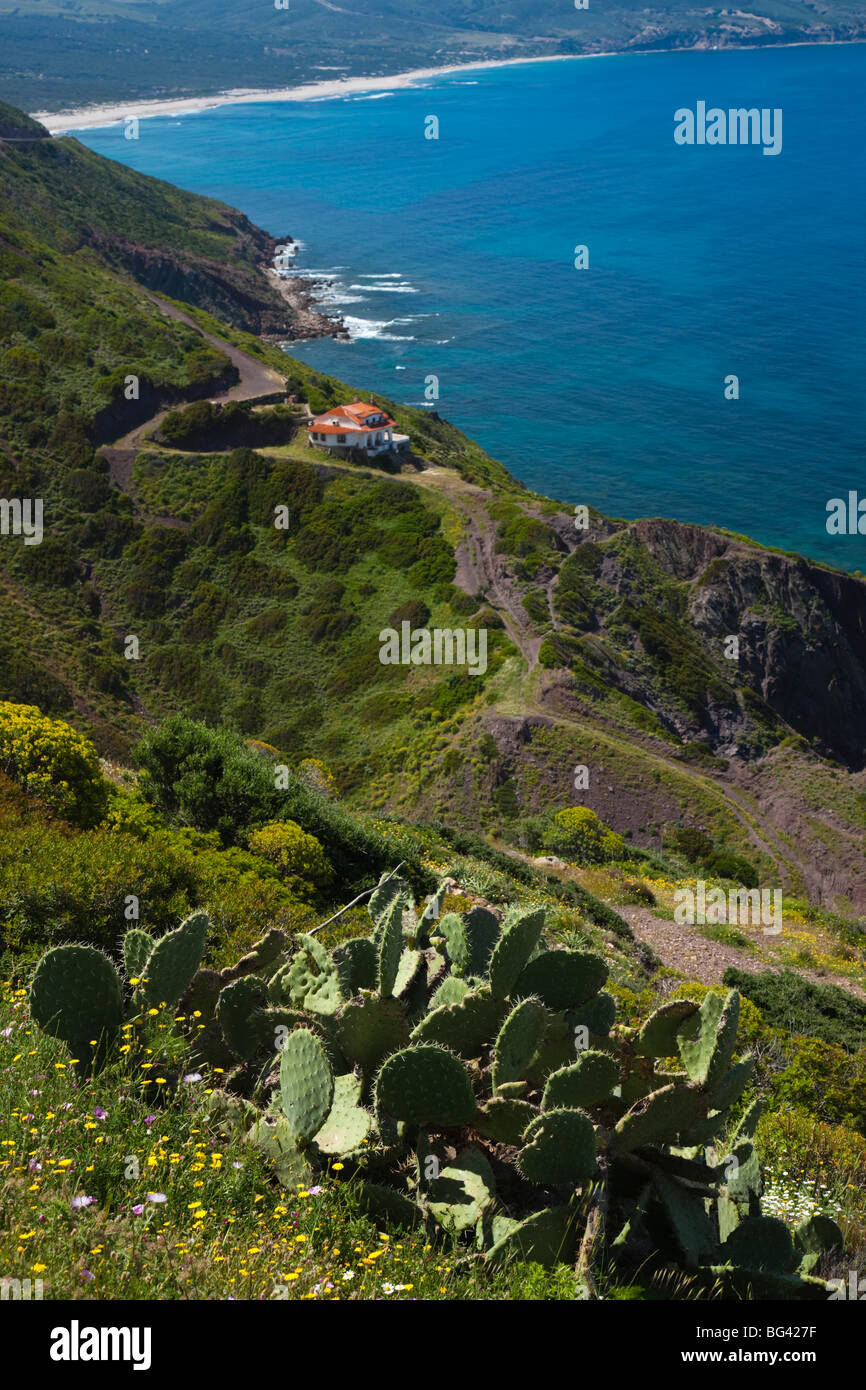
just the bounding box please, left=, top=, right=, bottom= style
left=545, top=806, right=626, bottom=864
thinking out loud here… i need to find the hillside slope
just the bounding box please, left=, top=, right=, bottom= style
left=2, top=102, right=865, bottom=915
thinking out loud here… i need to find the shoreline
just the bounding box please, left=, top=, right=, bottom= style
left=32, top=54, right=611, bottom=133
left=31, top=40, right=863, bottom=133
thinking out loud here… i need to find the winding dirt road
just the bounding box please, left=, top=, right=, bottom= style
left=101, top=293, right=287, bottom=494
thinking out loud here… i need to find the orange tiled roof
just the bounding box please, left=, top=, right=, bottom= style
left=310, top=400, right=395, bottom=431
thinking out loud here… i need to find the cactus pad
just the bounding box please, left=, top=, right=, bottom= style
left=611, top=1082, right=706, bottom=1153
left=635, top=999, right=700, bottom=1058
left=217, top=975, right=269, bottom=1059
left=719, top=1215, right=799, bottom=1274
left=428, top=1146, right=496, bottom=1233
left=517, top=1109, right=597, bottom=1184
left=411, top=986, right=504, bottom=1058
left=220, top=928, right=288, bottom=983
left=332, top=937, right=377, bottom=996
left=437, top=913, right=470, bottom=976
left=279, top=1028, right=334, bottom=1144
left=515, top=950, right=608, bottom=1011
left=571, top=990, right=617, bottom=1038
left=416, top=886, right=445, bottom=945
left=393, top=947, right=422, bottom=998
left=377, top=898, right=405, bottom=999
left=676, top=988, right=740, bottom=1089
left=313, top=1073, right=372, bottom=1155
left=461, top=905, right=500, bottom=978
left=29, top=944, right=123, bottom=1064
left=246, top=1117, right=312, bottom=1189
left=475, top=1096, right=537, bottom=1146
left=488, top=907, right=545, bottom=1000
left=122, top=928, right=154, bottom=982
left=492, top=996, right=548, bottom=1089
left=430, top=976, right=470, bottom=1011
left=485, top=1205, right=577, bottom=1268
left=794, top=1213, right=844, bottom=1260
left=653, top=1169, right=718, bottom=1266
left=335, top=992, right=410, bottom=1074
left=707, top=1053, right=754, bottom=1112
left=368, top=873, right=412, bottom=931
left=375, top=1044, right=476, bottom=1126
left=542, top=1050, right=618, bottom=1110
left=139, top=911, right=208, bottom=1009
left=280, top=934, right=342, bottom=1016
left=356, top=1183, right=420, bottom=1228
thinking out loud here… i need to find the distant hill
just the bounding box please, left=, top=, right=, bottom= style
left=1, top=0, right=864, bottom=110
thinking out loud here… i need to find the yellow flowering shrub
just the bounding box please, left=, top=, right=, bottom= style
left=546, top=806, right=626, bottom=864
left=247, top=819, right=333, bottom=892
left=0, top=702, right=108, bottom=826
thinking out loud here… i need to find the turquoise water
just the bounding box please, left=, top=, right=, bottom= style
left=77, top=45, right=866, bottom=567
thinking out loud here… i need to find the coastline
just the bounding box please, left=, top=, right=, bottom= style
left=32, top=54, right=601, bottom=133
left=263, top=265, right=346, bottom=344
left=32, top=40, right=862, bottom=134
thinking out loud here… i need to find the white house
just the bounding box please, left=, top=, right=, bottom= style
left=307, top=400, right=410, bottom=457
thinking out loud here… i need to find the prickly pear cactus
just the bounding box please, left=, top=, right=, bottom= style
left=29, top=944, right=124, bottom=1069
left=122, top=928, right=155, bottom=982
left=279, top=1027, right=334, bottom=1145
left=138, top=911, right=208, bottom=1009
left=89, top=868, right=836, bottom=1299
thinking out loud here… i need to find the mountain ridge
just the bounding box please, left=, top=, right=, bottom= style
left=3, top=0, right=865, bottom=110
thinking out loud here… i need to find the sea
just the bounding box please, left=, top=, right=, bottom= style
left=75, top=44, right=866, bottom=569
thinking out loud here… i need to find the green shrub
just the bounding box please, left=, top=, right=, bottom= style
left=297, top=758, right=337, bottom=799
left=756, top=1105, right=866, bottom=1195
left=388, top=599, right=430, bottom=628
left=722, top=967, right=866, bottom=1050
left=667, top=826, right=757, bottom=887
left=773, top=1036, right=866, bottom=1136
left=134, top=716, right=430, bottom=892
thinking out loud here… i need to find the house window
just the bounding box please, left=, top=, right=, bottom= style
left=337, top=435, right=346, bottom=444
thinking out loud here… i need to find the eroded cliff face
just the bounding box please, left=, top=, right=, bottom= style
left=501, top=510, right=866, bottom=769
left=84, top=232, right=294, bottom=337
left=632, top=521, right=866, bottom=768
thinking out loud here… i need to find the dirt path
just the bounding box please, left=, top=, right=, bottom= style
left=416, top=468, right=542, bottom=670
left=100, top=293, right=287, bottom=491
left=620, top=904, right=866, bottom=999
left=414, top=467, right=820, bottom=896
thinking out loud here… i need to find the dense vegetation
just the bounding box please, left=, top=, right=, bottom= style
left=3, top=0, right=862, bottom=109
left=1, top=706, right=864, bottom=1300
left=1, top=98, right=865, bottom=1303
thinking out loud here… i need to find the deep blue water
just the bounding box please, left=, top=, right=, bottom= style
left=77, top=46, right=866, bottom=567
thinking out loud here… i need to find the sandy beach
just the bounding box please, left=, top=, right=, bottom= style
left=32, top=53, right=611, bottom=133
left=32, top=40, right=862, bottom=135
